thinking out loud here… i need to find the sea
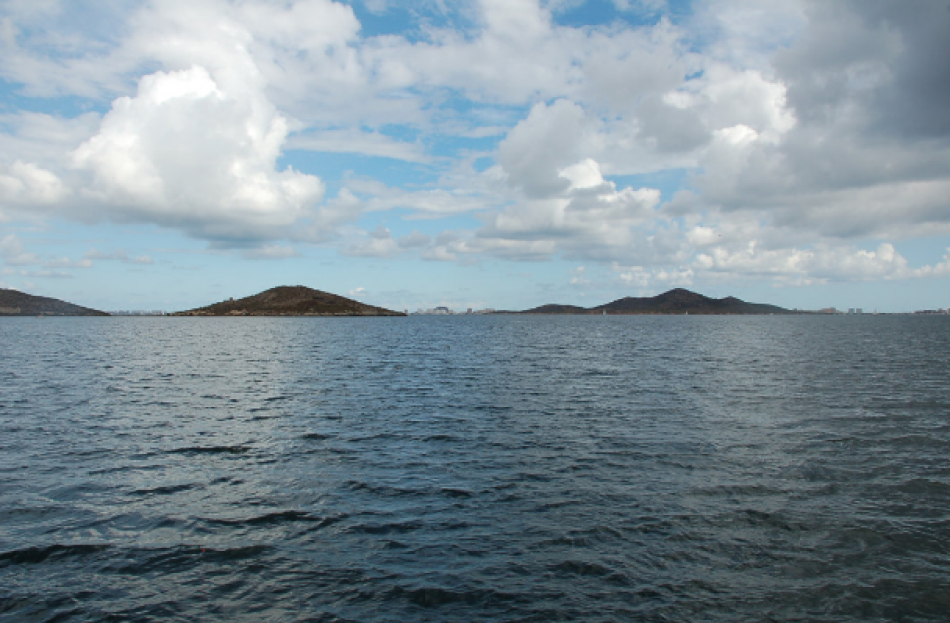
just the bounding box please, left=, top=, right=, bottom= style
left=1, top=314, right=948, bottom=622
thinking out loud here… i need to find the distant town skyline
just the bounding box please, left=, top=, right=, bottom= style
left=1, top=1, right=949, bottom=313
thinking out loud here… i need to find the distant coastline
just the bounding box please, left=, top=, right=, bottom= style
left=4, top=285, right=948, bottom=317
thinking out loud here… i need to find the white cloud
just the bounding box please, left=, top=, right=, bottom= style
left=0, top=161, right=68, bottom=205
left=12, top=269, right=72, bottom=279
left=496, top=99, right=591, bottom=198
left=71, top=65, right=325, bottom=241
left=334, top=181, right=491, bottom=219
left=342, top=225, right=400, bottom=257
left=241, top=245, right=299, bottom=260
left=472, top=145, right=664, bottom=262
left=44, top=257, right=92, bottom=268
left=285, top=129, right=429, bottom=164
left=0, top=234, right=40, bottom=265
left=83, top=248, right=151, bottom=264
left=569, top=265, right=588, bottom=285
left=691, top=242, right=940, bottom=285
left=397, top=230, right=431, bottom=249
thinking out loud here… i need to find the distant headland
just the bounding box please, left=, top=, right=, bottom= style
left=170, top=285, right=405, bottom=316
left=513, top=288, right=796, bottom=315
left=0, top=288, right=109, bottom=316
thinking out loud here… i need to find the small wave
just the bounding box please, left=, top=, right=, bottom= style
left=263, top=394, right=292, bottom=402
left=422, top=434, right=459, bottom=442
left=533, top=498, right=582, bottom=511
left=203, top=510, right=343, bottom=529
left=345, top=480, right=422, bottom=497
left=196, top=544, right=271, bottom=561
left=737, top=508, right=798, bottom=532
left=0, top=543, right=110, bottom=566
left=552, top=559, right=623, bottom=580
left=132, top=483, right=196, bottom=496
left=346, top=520, right=423, bottom=535
left=168, top=445, right=251, bottom=456
left=300, top=432, right=331, bottom=440
left=515, top=472, right=553, bottom=482
left=250, top=413, right=284, bottom=421
left=394, top=585, right=520, bottom=608
left=541, top=526, right=624, bottom=548
left=440, top=487, right=474, bottom=498
left=901, top=477, right=950, bottom=495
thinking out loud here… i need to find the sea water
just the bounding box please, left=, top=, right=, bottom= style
left=1, top=315, right=948, bottom=621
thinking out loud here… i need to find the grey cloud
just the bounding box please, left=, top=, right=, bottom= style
left=240, top=245, right=300, bottom=260
left=775, top=0, right=950, bottom=141
left=872, top=2, right=950, bottom=139
left=497, top=99, right=585, bottom=199
left=84, top=248, right=154, bottom=264
left=636, top=95, right=710, bottom=153
left=370, top=225, right=391, bottom=239
left=0, top=234, right=40, bottom=265
left=19, top=269, right=72, bottom=279
left=691, top=0, right=950, bottom=243
left=397, top=230, right=431, bottom=248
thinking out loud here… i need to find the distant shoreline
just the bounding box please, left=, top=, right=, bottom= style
left=5, top=285, right=948, bottom=317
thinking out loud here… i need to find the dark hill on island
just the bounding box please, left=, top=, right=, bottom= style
left=172, top=285, right=405, bottom=316
left=523, top=303, right=589, bottom=314
left=0, top=288, right=109, bottom=316
left=520, top=288, right=795, bottom=315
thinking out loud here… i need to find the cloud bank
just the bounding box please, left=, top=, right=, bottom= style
left=1, top=0, right=949, bottom=288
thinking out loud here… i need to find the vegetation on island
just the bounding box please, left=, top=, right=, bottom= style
left=517, top=288, right=795, bottom=315
left=171, top=285, right=405, bottom=316
left=0, top=288, right=109, bottom=316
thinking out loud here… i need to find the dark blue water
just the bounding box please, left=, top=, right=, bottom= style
left=1, top=315, right=949, bottom=621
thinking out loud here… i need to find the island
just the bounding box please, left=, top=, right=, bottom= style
left=171, top=285, right=405, bottom=316
left=0, top=288, right=109, bottom=316
left=517, top=288, right=796, bottom=315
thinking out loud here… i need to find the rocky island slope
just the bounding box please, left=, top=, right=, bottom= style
left=0, top=288, right=109, bottom=316
left=520, top=288, right=795, bottom=315
left=172, top=285, right=405, bottom=316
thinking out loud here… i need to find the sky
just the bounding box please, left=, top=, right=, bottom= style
left=1, top=0, right=949, bottom=313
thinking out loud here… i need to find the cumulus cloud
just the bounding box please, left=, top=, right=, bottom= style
left=342, top=225, right=400, bottom=257
left=0, top=0, right=367, bottom=245
left=486, top=158, right=659, bottom=247
left=71, top=65, right=324, bottom=241
left=691, top=0, right=950, bottom=241
left=496, top=100, right=589, bottom=199
left=693, top=242, right=950, bottom=286
left=614, top=264, right=695, bottom=288
left=0, top=161, right=68, bottom=205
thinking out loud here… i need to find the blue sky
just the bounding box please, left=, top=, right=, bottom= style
left=1, top=0, right=949, bottom=313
